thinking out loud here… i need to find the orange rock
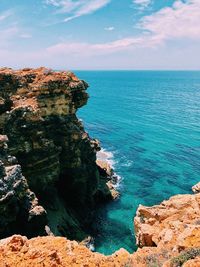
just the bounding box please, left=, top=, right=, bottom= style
left=134, top=193, right=200, bottom=252
left=0, top=235, right=134, bottom=267
left=183, top=257, right=200, bottom=267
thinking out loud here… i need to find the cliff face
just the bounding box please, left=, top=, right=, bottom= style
left=0, top=67, right=112, bottom=240
left=0, top=135, right=47, bottom=238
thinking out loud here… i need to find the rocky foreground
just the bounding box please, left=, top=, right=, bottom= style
left=0, top=68, right=200, bottom=266
left=0, top=190, right=200, bottom=266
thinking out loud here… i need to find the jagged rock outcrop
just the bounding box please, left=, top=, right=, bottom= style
left=192, top=182, right=200, bottom=193
left=96, top=159, right=120, bottom=200
left=0, top=67, right=113, bottom=240
left=134, top=193, right=200, bottom=250
left=134, top=192, right=200, bottom=266
left=0, top=235, right=134, bottom=267
left=0, top=234, right=200, bottom=267
left=0, top=135, right=47, bottom=238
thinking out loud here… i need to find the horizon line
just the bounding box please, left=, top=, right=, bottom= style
left=71, top=69, right=200, bottom=72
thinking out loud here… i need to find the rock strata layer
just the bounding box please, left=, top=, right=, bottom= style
left=0, top=135, right=47, bottom=238
left=0, top=67, right=114, bottom=240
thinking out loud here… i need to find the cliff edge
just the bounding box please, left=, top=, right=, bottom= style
left=0, top=67, right=114, bottom=240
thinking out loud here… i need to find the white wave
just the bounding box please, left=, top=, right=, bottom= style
left=121, top=160, right=133, bottom=167
left=97, top=148, right=122, bottom=189
left=97, top=148, right=115, bottom=168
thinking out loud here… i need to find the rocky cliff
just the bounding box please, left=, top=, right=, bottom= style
left=0, top=135, right=47, bottom=238
left=0, top=67, right=200, bottom=266
left=0, top=67, right=114, bottom=240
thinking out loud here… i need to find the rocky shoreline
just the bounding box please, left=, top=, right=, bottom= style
left=0, top=67, right=199, bottom=266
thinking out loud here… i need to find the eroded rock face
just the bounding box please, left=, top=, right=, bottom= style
left=0, top=135, right=47, bottom=238
left=0, top=235, right=134, bottom=267
left=0, top=234, right=200, bottom=267
left=0, top=67, right=112, bottom=240
left=134, top=193, right=200, bottom=251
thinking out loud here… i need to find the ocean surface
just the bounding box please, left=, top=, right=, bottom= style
left=75, top=71, right=200, bottom=255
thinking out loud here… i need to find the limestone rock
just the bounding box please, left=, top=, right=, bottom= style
left=0, top=234, right=199, bottom=267
left=96, top=159, right=119, bottom=200
left=192, top=182, right=200, bottom=193
left=0, top=136, right=47, bottom=238
left=0, top=68, right=112, bottom=240
left=183, top=257, right=200, bottom=267
left=0, top=235, right=134, bottom=267
left=134, top=193, right=200, bottom=251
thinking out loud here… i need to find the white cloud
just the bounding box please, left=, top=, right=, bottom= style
left=0, top=10, right=31, bottom=46
left=45, top=0, right=111, bottom=22
left=140, top=0, right=200, bottom=42
left=104, top=26, right=115, bottom=31
left=1, top=0, right=200, bottom=70
left=20, top=34, right=32, bottom=39
left=0, top=10, right=12, bottom=21
left=45, top=0, right=200, bottom=56
left=0, top=26, right=19, bottom=49
left=133, top=0, right=151, bottom=9
left=46, top=35, right=161, bottom=57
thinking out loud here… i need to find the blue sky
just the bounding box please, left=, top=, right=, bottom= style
left=0, top=0, right=200, bottom=69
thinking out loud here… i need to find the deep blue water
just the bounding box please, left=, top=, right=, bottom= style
left=75, top=71, right=200, bottom=255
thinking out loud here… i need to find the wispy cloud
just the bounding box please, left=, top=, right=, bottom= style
left=46, top=35, right=160, bottom=57
left=0, top=10, right=31, bottom=47
left=0, top=26, right=19, bottom=49
left=133, top=0, right=151, bottom=10
left=20, top=33, right=32, bottom=39
left=0, top=10, right=12, bottom=22
left=140, top=0, right=200, bottom=41
left=104, top=26, right=114, bottom=31
left=46, top=0, right=200, bottom=56
left=45, top=0, right=111, bottom=22
left=0, top=0, right=200, bottom=70
left=0, top=10, right=18, bottom=49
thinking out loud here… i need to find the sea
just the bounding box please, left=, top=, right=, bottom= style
left=75, top=71, right=200, bottom=255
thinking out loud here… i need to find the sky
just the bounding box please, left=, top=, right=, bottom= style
left=0, top=0, right=200, bottom=70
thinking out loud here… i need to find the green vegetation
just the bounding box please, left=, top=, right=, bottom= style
left=145, top=254, right=162, bottom=267
left=171, top=248, right=200, bottom=266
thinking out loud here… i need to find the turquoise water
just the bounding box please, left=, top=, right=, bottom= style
left=76, top=71, right=200, bottom=255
